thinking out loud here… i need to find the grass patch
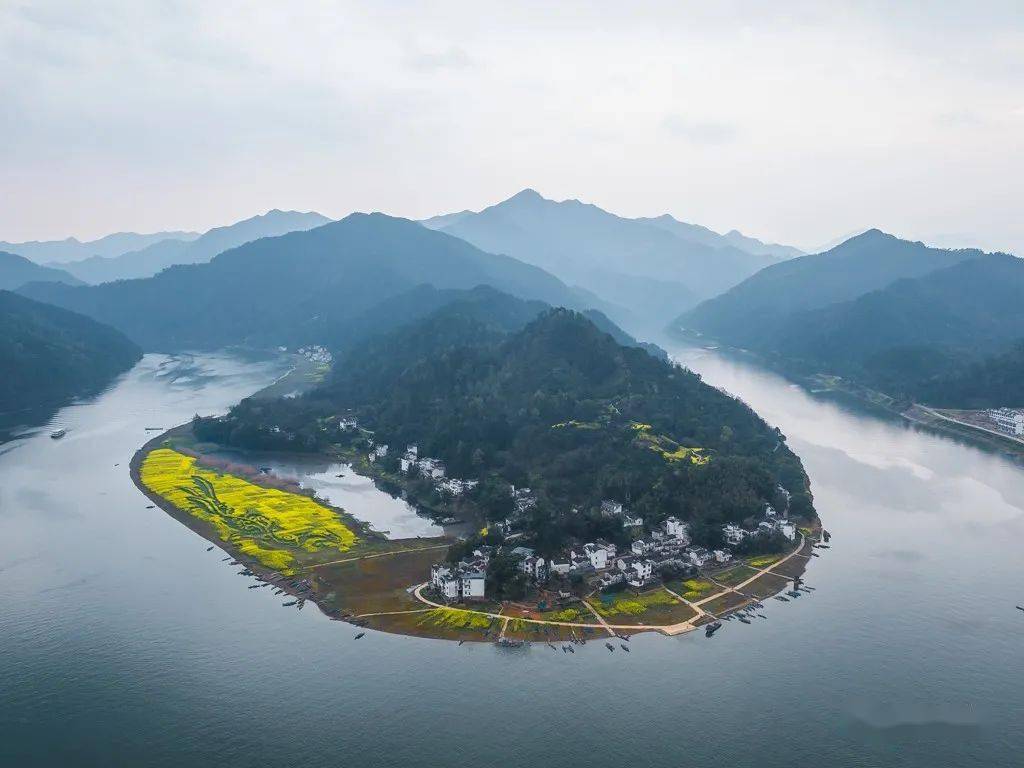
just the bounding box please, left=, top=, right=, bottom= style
left=710, top=565, right=757, bottom=587
left=418, top=607, right=491, bottom=630
left=670, top=578, right=715, bottom=601
left=747, top=555, right=781, bottom=568
left=593, top=589, right=679, bottom=618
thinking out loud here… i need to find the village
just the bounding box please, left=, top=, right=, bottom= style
left=427, top=494, right=797, bottom=605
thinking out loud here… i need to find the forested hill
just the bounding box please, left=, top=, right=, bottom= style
left=18, top=213, right=588, bottom=351
left=677, top=229, right=983, bottom=349
left=0, top=251, right=82, bottom=291
left=0, top=290, right=141, bottom=426
left=197, top=307, right=813, bottom=552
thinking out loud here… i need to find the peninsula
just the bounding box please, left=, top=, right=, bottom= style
left=133, top=304, right=820, bottom=642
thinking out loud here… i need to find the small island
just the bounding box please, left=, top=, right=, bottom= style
left=133, top=304, right=822, bottom=643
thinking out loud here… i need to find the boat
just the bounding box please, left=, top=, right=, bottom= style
left=206, top=546, right=214, bottom=552
left=566, top=645, right=574, bottom=653
left=811, top=553, right=820, bottom=557
left=620, top=644, right=630, bottom=652
left=1017, top=606, right=1024, bottom=612
left=705, top=621, right=722, bottom=637
left=145, top=505, right=155, bottom=509
left=282, top=600, right=297, bottom=607
left=50, top=429, right=66, bottom=440
left=774, top=595, right=789, bottom=602
left=495, top=637, right=524, bottom=648
left=738, top=616, right=751, bottom=624
left=605, top=642, right=615, bottom=652
left=354, top=632, right=365, bottom=640
left=458, top=640, right=465, bottom=646
left=547, top=643, right=557, bottom=651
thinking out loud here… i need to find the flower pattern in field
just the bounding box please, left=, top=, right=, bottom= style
left=141, top=448, right=356, bottom=573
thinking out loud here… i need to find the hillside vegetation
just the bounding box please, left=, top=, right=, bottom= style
left=196, top=306, right=813, bottom=553
left=0, top=290, right=141, bottom=424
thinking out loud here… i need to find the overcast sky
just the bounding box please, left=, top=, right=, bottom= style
left=3, top=1, right=1022, bottom=254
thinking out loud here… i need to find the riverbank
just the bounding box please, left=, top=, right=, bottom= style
left=669, top=329, right=1024, bottom=462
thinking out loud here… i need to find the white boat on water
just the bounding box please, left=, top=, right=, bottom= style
left=50, top=428, right=66, bottom=440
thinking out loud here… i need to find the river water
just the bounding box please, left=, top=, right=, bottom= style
left=2, top=347, right=1023, bottom=767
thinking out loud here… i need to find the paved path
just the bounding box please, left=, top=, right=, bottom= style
left=408, top=534, right=809, bottom=637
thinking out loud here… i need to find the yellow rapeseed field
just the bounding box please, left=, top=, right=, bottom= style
left=140, top=448, right=356, bottom=574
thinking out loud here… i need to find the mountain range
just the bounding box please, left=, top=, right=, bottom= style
left=422, top=189, right=801, bottom=332
left=17, top=213, right=594, bottom=351
left=0, top=230, right=199, bottom=264
left=53, top=210, right=331, bottom=284
left=677, top=229, right=1024, bottom=406
left=0, top=251, right=82, bottom=292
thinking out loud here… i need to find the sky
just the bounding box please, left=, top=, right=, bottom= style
left=2, top=0, right=1023, bottom=254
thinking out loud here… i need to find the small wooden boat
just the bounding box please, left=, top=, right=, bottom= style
left=605, top=642, right=615, bottom=652
left=620, top=644, right=630, bottom=652
left=206, top=546, right=214, bottom=552
left=354, top=632, right=365, bottom=640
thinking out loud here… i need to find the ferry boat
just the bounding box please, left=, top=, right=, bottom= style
left=50, top=428, right=66, bottom=439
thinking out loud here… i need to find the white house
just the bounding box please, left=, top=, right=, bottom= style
left=583, top=543, right=609, bottom=570
left=712, top=549, right=731, bottom=563
left=622, top=515, right=644, bottom=529
left=430, top=563, right=452, bottom=588
left=406, top=444, right=418, bottom=458
left=520, top=555, right=546, bottom=581
left=374, top=444, right=389, bottom=458
left=722, top=524, right=747, bottom=545
left=461, top=572, right=486, bottom=599
left=779, top=521, right=797, bottom=541
left=626, top=559, right=655, bottom=588
left=339, top=416, right=358, bottom=430
left=664, top=516, right=689, bottom=542
left=549, top=557, right=571, bottom=575
left=688, top=548, right=711, bottom=567
left=417, top=458, right=446, bottom=479
left=631, top=539, right=652, bottom=556
left=600, top=500, right=624, bottom=517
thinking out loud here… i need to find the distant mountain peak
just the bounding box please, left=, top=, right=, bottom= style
left=507, top=188, right=544, bottom=204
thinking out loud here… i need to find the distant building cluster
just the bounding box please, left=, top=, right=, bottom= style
left=297, top=345, right=332, bottom=365
left=987, top=408, right=1024, bottom=437
left=397, top=444, right=479, bottom=495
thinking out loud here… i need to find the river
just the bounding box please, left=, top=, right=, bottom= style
left=2, top=347, right=1023, bottom=767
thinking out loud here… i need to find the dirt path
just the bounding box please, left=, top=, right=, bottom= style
left=307, top=543, right=450, bottom=570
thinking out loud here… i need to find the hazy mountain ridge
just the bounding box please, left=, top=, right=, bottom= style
left=678, top=229, right=987, bottom=349
left=422, top=189, right=799, bottom=331
left=0, top=251, right=83, bottom=291
left=17, top=213, right=592, bottom=352
left=58, top=210, right=331, bottom=284
left=678, top=229, right=1024, bottom=406
left=0, top=230, right=200, bottom=264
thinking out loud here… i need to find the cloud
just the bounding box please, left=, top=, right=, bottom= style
left=662, top=114, right=738, bottom=144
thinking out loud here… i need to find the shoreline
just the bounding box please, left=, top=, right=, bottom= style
left=669, top=329, right=1024, bottom=462
left=131, top=426, right=816, bottom=643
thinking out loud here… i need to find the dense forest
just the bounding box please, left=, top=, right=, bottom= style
left=0, top=290, right=142, bottom=426
left=680, top=233, right=1024, bottom=410
left=195, top=302, right=814, bottom=555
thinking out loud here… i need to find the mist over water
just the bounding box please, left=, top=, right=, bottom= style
left=2, top=348, right=1023, bottom=767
